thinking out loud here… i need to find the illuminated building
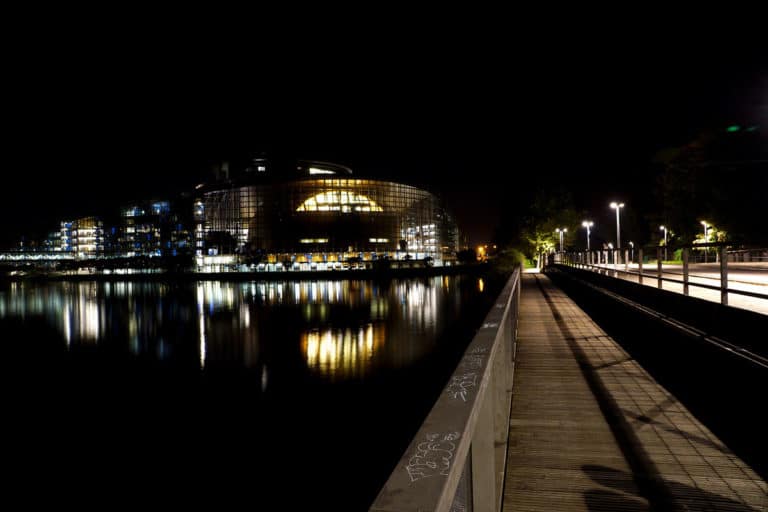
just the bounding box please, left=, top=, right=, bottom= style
left=194, top=158, right=459, bottom=271
left=58, top=217, right=104, bottom=259
left=45, top=230, right=62, bottom=252
left=119, top=200, right=192, bottom=257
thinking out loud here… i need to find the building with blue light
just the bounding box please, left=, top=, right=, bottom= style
left=119, top=200, right=191, bottom=257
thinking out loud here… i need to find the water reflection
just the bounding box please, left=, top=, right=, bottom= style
left=0, top=276, right=476, bottom=382
left=301, top=324, right=385, bottom=380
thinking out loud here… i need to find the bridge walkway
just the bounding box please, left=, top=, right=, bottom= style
left=501, top=273, right=766, bottom=511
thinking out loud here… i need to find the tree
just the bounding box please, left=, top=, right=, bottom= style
left=654, top=128, right=768, bottom=244
left=495, top=186, right=582, bottom=259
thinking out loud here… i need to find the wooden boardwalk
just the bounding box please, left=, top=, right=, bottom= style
left=502, top=273, right=766, bottom=511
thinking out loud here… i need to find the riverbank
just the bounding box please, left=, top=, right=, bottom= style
left=1, top=262, right=488, bottom=282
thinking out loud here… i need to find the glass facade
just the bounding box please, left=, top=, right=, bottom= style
left=196, top=171, right=459, bottom=269
left=119, top=200, right=191, bottom=257
left=2, top=158, right=458, bottom=273
left=58, top=217, right=104, bottom=258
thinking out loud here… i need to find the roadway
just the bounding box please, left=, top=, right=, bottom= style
left=584, top=262, right=768, bottom=315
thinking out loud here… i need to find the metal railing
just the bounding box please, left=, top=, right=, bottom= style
left=550, top=246, right=768, bottom=307
left=370, top=267, right=521, bottom=512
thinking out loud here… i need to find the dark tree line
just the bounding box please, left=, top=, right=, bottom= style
left=653, top=127, right=767, bottom=244
left=494, top=127, right=767, bottom=260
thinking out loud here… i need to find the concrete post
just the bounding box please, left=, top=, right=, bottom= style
left=720, top=246, right=728, bottom=305
left=624, top=249, right=629, bottom=273
left=683, top=248, right=689, bottom=296
left=638, top=249, right=643, bottom=284
left=472, top=392, right=496, bottom=512
left=657, top=248, right=663, bottom=288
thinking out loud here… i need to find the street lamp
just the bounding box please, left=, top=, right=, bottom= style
left=581, top=221, right=593, bottom=251
left=701, top=220, right=709, bottom=263
left=660, top=225, right=668, bottom=261
left=609, top=202, right=625, bottom=249
left=629, top=241, right=634, bottom=262
left=555, top=228, right=567, bottom=253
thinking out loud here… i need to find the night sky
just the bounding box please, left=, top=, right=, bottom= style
left=2, top=14, right=766, bottom=247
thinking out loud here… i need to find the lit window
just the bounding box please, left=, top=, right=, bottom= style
left=368, top=238, right=389, bottom=243
left=300, top=238, right=329, bottom=244
left=297, top=190, right=383, bottom=212
left=152, top=202, right=170, bottom=215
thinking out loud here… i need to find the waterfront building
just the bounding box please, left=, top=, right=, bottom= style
left=119, top=200, right=192, bottom=257
left=194, top=158, right=459, bottom=271
left=57, top=217, right=103, bottom=258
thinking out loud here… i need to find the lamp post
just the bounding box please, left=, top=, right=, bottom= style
left=701, top=220, right=709, bottom=263
left=581, top=221, right=593, bottom=251
left=555, top=228, right=567, bottom=253
left=660, top=225, right=668, bottom=262
left=609, top=202, right=624, bottom=249
left=629, top=241, right=634, bottom=263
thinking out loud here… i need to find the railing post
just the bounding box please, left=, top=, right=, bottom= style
left=683, top=248, right=689, bottom=296
left=471, top=391, right=496, bottom=512
left=657, top=248, right=663, bottom=289
left=638, top=249, right=643, bottom=284
left=624, top=249, right=629, bottom=273
left=720, top=246, right=728, bottom=305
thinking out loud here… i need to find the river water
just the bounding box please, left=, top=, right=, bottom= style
left=0, top=274, right=501, bottom=509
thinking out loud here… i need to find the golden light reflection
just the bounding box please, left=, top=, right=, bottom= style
left=0, top=275, right=466, bottom=377
left=61, top=284, right=101, bottom=343
left=301, top=324, right=385, bottom=379
left=478, top=278, right=485, bottom=293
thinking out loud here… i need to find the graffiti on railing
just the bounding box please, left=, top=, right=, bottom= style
left=446, top=373, right=478, bottom=402
left=460, top=354, right=483, bottom=371
left=405, top=432, right=461, bottom=482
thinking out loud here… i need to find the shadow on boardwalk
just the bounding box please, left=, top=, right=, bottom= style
left=583, top=464, right=764, bottom=512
